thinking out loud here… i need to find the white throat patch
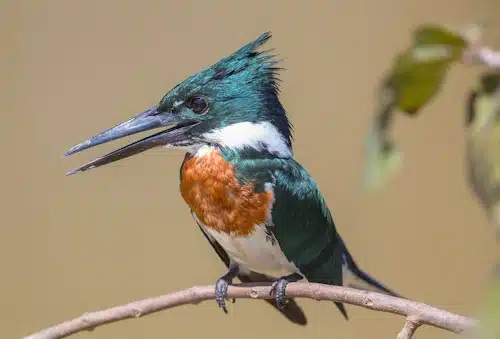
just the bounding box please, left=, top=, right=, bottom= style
left=201, top=121, right=292, bottom=157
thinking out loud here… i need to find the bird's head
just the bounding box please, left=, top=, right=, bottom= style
left=64, top=32, right=293, bottom=175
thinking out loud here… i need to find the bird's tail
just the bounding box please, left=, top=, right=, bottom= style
left=341, top=243, right=402, bottom=298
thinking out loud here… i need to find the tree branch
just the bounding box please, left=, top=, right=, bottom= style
left=396, top=316, right=421, bottom=339
left=23, top=282, right=477, bottom=339
left=476, top=47, right=500, bottom=68
left=463, top=46, right=500, bottom=68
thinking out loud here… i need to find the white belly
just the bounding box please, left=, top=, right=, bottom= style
left=196, top=215, right=301, bottom=278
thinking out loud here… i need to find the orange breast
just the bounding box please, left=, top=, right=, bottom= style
left=180, top=148, right=273, bottom=236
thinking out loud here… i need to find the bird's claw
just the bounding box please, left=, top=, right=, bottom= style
left=215, top=278, right=230, bottom=313
left=214, top=265, right=239, bottom=314
left=270, top=278, right=290, bottom=309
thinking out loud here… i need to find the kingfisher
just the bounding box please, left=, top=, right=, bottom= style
left=64, top=32, right=401, bottom=325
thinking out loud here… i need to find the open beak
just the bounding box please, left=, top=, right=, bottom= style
left=63, top=105, right=200, bottom=176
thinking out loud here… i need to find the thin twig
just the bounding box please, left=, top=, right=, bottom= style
left=476, top=47, right=500, bottom=68
left=396, top=316, right=421, bottom=339
left=23, top=282, right=477, bottom=339
left=463, top=46, right=500, bottom=68
left=458, top=24, right=500, bottom=69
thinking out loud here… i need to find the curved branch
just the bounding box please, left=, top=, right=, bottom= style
left=23, top=282, right=477, bottom=339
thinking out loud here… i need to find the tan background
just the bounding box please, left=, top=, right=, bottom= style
left=4, top=1, right=500, bottom=338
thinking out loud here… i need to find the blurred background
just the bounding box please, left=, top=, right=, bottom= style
left=4, top=0, right=500, bottom=338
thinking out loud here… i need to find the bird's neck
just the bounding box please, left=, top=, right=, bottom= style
left=193, top=121, right=293, bottom=158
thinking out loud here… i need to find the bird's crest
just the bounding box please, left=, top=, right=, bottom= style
left=159, top=32, right=283, bottom=107
left=209, top=31, right=281, bottom=87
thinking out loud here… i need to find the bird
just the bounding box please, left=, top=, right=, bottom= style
left=465, top=70, right=500, bottom=239
left=64, top=32, right=401, bottom=325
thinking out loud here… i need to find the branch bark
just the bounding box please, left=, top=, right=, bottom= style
left=23, top=282, right=477, bottom=339
left=396, top=316, right=421, bottom=339
left=463, top=46, right=500, bottom=68
left=476, top=47, right=500, bottom=68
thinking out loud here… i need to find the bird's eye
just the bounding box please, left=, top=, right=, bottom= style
left=187, top=96, right=209, bottom=115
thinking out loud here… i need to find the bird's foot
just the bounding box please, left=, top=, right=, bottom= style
left=215, top=278, right=230, bottom=313
left=215, top=265, right=239, bottom=314
left=270, top=273, right=303, bottom=309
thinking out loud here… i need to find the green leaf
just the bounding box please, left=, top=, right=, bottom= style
left=466, top=71, right=500, bottom=238
left=387, top=25, right=470, bottom=115
left=413, top=24, right=468, bottom=49
left=362, top=23, right=477, bottom=191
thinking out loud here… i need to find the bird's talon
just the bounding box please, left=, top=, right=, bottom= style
left=269, top=281, right=278, bottom=296
left=215, top=278, right=230, bottom=314
left=270, top=278, right=290, bottom=310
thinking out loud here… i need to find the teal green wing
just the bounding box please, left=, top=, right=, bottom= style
left=269, top=160, right=400, bottom=294
left=269, top=159, right=348, bottom=317
left=269, top=159, right=402, bottom=317
left=269, top=159, right=344, bottom=286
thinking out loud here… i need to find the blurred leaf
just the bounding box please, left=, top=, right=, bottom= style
left=465, top=71, right=500, bottom=238
left=361, top=122, right=403, bottom=191
left=362, top=23, right=480, bottom=191
left=413, top=24, right=469, bottom=47
left=471, top=269, right=500, bottom=339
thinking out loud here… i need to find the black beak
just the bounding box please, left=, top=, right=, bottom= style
left=64, top=105, right=200, bottom=176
